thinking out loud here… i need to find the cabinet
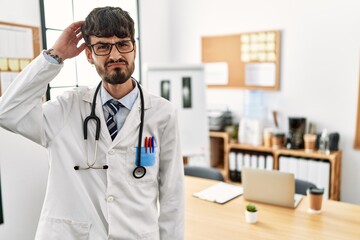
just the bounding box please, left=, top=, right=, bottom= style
left=209, top=131, right=230, bottom=177
left=209, top=131, right=342, bottom=200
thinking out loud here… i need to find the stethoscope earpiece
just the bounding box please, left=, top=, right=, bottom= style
left=74, top=165, right=108, bottom=170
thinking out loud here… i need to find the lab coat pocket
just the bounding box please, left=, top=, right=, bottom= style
left=126, top=147, right=159, bottom=184
left=135, top=147, right=156, bottom=166
left=36, top=216, right=91, bottom=240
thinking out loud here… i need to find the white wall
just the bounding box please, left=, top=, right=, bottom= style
left=163, top=0, right=360, bottom=204
left=139, top=0, right=171, bottom=64
left=0, top=1, right=48, bottom=239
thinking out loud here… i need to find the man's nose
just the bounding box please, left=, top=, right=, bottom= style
left=109, top=44, right=123, bottom=58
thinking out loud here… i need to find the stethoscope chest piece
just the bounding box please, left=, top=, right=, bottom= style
left=133, top=166, right=146, bottom=179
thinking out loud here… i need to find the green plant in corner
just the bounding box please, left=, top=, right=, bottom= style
left=246, top=203, right=257, bottom=212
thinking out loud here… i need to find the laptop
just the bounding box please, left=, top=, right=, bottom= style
left=242, top=168, right=303, bottom=208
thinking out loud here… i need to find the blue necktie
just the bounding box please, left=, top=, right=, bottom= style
left=105, top=99, right=122, bottom=140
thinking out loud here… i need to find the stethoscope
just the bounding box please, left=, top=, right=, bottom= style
left=74, top=78, right=147, bottom=179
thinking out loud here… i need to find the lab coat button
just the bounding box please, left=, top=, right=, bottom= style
left=107, top=196, right=114, bottom=202
left=109, top=149, right=115, bottom=155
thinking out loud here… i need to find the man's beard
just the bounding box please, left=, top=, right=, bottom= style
left=104, top=68, right=130, bottom=85
left=96, top=59, right=135, bottom=85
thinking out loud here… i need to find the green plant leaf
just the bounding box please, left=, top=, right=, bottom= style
left=246, top=203, right=257, bottom=212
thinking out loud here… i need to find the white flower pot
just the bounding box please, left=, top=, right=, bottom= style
left=245, top=210, right=258, bottom=223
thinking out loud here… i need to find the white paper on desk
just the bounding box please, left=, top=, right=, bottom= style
left=193, top=182, right=243, bottom=204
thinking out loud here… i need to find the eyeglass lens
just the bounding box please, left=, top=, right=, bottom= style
left=92, top=41, right=134, bottom=55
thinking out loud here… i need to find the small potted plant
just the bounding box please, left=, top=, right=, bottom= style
left=245, top=203, right=258, bottom=223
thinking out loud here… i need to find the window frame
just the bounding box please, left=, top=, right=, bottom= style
left=39, top=0, right=142, bottom=100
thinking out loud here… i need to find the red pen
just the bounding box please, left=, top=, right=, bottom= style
left=144, top=137, right=148, bottom=153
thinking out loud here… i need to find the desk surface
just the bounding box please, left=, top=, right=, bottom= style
left=185, top=176, right=360, bottom=240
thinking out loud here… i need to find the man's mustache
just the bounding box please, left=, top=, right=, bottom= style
left=105, top=59, right=128, bottom=67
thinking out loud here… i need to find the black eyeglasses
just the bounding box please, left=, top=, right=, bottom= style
left=88, top=40, right=134, bottom=56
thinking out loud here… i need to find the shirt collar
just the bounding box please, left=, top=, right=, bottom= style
left=100, top=80, right=139, bottom=110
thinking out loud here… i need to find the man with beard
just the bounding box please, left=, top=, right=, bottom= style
left=0, top=6, right=184, bottom=240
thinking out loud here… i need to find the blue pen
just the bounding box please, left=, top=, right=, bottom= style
left=151, top=136, right=155, bottom=153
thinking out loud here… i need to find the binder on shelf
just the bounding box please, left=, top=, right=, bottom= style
left=250, top=155, right=258, bottom=168
left=317, top=160, right=330, bottom=200
left=236, top=152, right=244, bottom=182
left=244, top=154, right=251, bottom=168
left=279, top=156, right=289, bottom=172
left=298, top=159, right=309, bottom=181
left=288, top=157, right=298, bottom=179
left=229, top=152, right=238, bottom=182
left=258, top=155, right=266, bottom=169
left=236, top=152, right=244, bottom=170
left=265, top=155, right=274, bottom=170
left=307, top=159, right=319, bottom=192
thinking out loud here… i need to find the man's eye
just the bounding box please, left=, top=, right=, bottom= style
left=117, top=41, right=130, bottom=47
left=97, top=44, right=110, bottom=50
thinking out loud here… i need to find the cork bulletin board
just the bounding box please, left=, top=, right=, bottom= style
left=0, top=21, right=41, bottom=96
left=202, top=30, right=280, bottom=90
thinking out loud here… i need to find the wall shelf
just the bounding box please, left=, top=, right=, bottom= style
left=209, top=131, right=342, bottom=200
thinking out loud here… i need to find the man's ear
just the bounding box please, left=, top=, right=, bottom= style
left=85, top=47, right=94, bottom=64
left=133, top=42, right=137, bottom=59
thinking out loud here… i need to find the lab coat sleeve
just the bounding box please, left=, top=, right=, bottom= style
left=158, top=107, right=184, bottom=239
left=0, top=53, right=63, bottom=146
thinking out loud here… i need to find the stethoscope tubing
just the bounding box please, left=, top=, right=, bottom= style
left=133, top=82, right=146, bottom=178
left=74, top=79, right=146, bottom=178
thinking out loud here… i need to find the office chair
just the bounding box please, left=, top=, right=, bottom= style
left=295, top=179, right=317, bottom=195
left=184, top=165, right=224, bottom=181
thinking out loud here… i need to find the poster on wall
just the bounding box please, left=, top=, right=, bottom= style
left=160, top=80, right=171, bottom=101
left=182, top=77, right=192, bottom=108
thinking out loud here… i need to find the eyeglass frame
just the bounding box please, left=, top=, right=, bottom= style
left=87, top=39, right=135, bottom=56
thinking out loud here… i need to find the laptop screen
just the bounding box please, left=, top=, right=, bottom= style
left=242, top=168, right=302, bottom=208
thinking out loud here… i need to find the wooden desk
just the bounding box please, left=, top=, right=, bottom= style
left=185, top=176, right=360, bottom=240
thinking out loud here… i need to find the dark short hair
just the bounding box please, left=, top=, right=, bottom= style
left=82, top=6, right=135, bottom=44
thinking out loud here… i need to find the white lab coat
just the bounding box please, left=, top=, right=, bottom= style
left=0, top=53, right=184, bottom=240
